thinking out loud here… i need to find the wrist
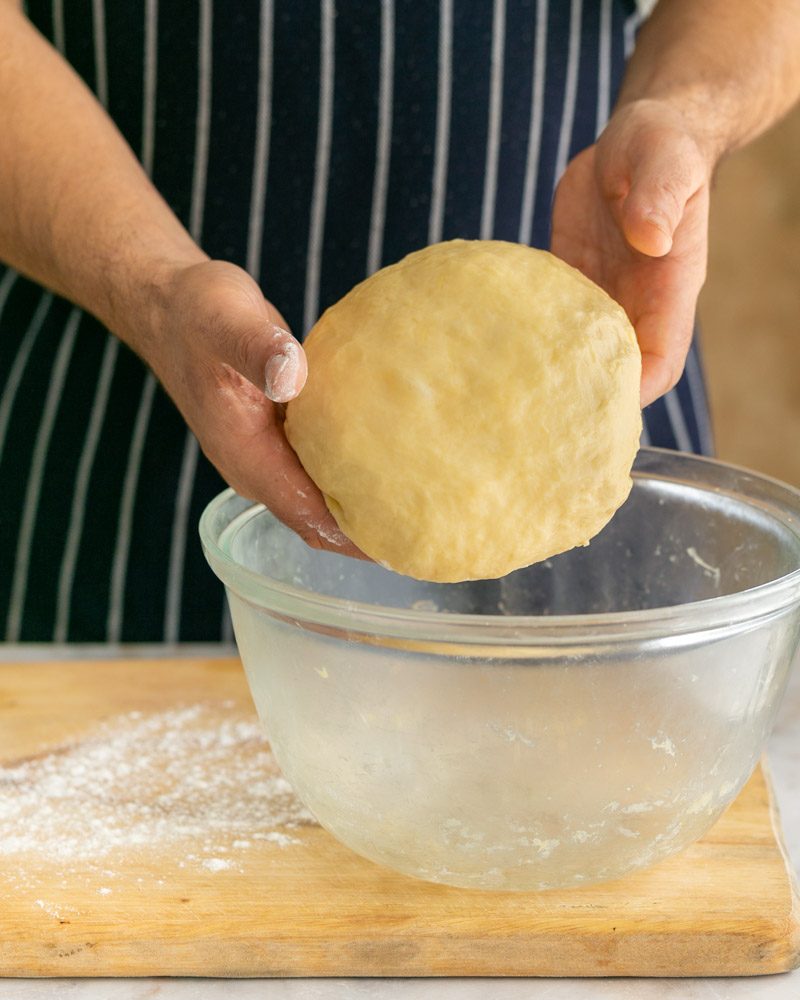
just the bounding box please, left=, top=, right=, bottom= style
left=613, top=89, right=742, bottom=172
left=103, top=242, right=209, bottom=360
left=607, top=95, right=727, bottom=177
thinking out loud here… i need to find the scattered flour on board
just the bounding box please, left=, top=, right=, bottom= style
left=0, top=703, right=317, bottom=892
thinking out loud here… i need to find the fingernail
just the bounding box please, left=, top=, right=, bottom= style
left=642, top=210, right=673, bottom=255
left=264, top=345, right=300, bottom=402
left=645, top=209, right=670, bottom=233
left=645, top=209, right=674, bottom=247
left=267, top=323, right=292, bottom=344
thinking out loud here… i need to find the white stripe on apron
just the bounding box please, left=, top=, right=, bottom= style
left=52, top=0, right=65, bottom=55
left=91, top=0, right=108, bottom=108
left=480, top=0, right=506, bottom=239
left=303, top=0, right=336, bottom=334
left=428, top=0, right=452, bottom=246
left=0, top=292, right=53, bottom=465
left=246, top=0, right=275, bottom=281
left=624, top=7, right=642, bottom=58
left=6, top=308, right=82, bottom=641
left=0, top=269, right=20, bottom=369
left=189, top=0, right=213, bottom=244
left=107, top=372, right=157, bottom=641
left=596, top=0, right=612, bottom=133
left=518, top=0, right=548, bottom=245
left=367, top=0, right=395, bottom=273
left=142, top=0, right=158, bottom=178
left=554, top=0, right=583, bottom=185
left=54, top=336, right=119, bottom=641
left=164, top=430, right=200, bottom=642
left=663, top=387, right=694, bottom=453
left=685, top=347, right=714, bottom=455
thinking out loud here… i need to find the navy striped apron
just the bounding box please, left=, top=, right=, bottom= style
left=0, top=0, right=714, bottom=642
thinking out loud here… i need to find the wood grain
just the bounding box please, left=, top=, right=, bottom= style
left=0, top=657, right=797, bottom=978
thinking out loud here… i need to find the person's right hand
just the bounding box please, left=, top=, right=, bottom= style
left=138, top=259, right=363, bottom=557
left=551, top=99, right=712, bottom=406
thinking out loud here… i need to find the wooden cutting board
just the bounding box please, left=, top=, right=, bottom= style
left=0, top=657, right=798, bottom=979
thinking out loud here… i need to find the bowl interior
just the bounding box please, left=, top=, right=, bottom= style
left=204, top=450, right=800, bottom=891
left=219, top=452, right=800, bottom=617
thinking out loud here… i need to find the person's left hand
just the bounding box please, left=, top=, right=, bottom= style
left=551, top=98, right=716, bottom=406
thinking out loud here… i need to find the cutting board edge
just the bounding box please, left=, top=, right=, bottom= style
left=3, top=894, right=799, bottom=980
left=1, top=932, right=797, bottom=980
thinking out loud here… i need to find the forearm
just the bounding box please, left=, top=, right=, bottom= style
left=618, top=0, right=800, bottom=163
left=0, top=5, right=205, bottom=352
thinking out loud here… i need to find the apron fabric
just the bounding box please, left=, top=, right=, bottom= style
left=0, top=0, right=714, bottom=642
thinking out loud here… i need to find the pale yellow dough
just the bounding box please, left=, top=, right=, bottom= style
left=285, top=239, right=642, bottom=582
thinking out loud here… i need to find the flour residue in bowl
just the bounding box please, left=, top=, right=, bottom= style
left=685, top=546, right=722, bottom=585
left=0, top=703, right=317, bottom=892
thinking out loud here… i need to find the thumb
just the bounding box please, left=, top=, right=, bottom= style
left=616, top=136, right=704, bottom=258
left=215, top=293, right=308, bottom=403
left=261, top=324, right=307, bottom=403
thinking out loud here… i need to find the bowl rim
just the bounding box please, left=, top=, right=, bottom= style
left=199, top=448, right=800, bottom=646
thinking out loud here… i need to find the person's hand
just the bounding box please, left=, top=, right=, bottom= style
left=552, top=98, right=716, bottom=405
left=136, top=259, right=363, bottom=556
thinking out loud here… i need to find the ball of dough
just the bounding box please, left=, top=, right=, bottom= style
left=285, top=239, right=641, bottom=583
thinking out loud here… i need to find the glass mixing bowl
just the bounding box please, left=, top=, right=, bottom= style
left=200, top=448, right=800, bottom=891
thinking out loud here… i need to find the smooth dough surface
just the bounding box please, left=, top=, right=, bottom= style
left=285, top=239, right=641, bottom=582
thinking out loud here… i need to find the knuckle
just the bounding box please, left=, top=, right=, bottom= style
left=229, top=326, right=266, bottom=383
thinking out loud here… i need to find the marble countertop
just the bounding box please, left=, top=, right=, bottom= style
left=1, top=644, right=798, bottom=1000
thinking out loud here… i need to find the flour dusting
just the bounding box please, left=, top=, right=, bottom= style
left=685, top=546, right=722, bottom=584
left=0, top=703, right=317, bottom=891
